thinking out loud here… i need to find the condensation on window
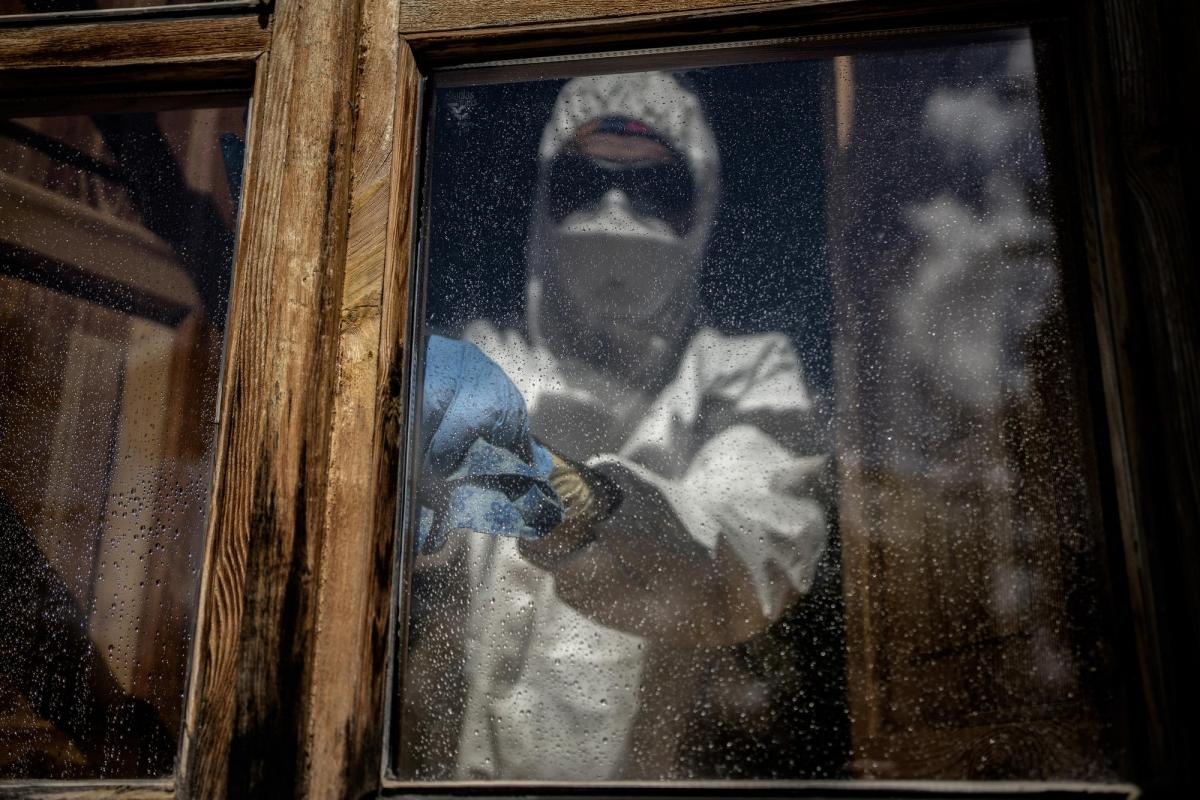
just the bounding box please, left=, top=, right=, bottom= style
left=0, top=102, right=246, bottom=778
left=393, top=29, right=1124, bottom=784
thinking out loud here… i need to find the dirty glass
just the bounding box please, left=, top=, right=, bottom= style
left=0, top=99, right=246, bottom=778
left=393, top=29, right=1125, bottom=784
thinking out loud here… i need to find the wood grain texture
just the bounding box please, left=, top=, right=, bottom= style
left=379, top=779, right=1140, bottom=797
left=1058, top=3, right=1169, bottom=786
left=178, top=0, right=363, bottom=797
left=1085, top=0, right=1200, bottom=790
left=401, top=0, right=1042, bottom=68
left=304, top=0, right=416, bottom=796
left=398, top=0, right=807, bottom=33
left=0, top=782, right=172, bottom=800
left=0, top=15, right=268, bottom=69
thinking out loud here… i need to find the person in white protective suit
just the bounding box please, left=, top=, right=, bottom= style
left=404, top=71, right=829, bottom=780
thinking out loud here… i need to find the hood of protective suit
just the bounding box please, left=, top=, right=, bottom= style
left=526, top=71, right=720, bottom=382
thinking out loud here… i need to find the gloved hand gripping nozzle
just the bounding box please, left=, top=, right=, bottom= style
left=416, top=335, right=622, bottom=557
left=520, top=450, right=623, bottom=567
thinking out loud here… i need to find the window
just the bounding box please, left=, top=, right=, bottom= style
left=1, top=1, right=1196, bottom=798
left=390, top=26, right=1126, bottom=786
left=1, top=98, right=247, bottom=779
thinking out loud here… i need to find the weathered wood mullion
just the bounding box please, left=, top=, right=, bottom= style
left=305, top=0, right=417, bottom=796
left=0, top=15, right=268, bottom=70
left=178, top=0, right=363, bottom=797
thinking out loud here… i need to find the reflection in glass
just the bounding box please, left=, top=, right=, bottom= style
left=395, top=30, right=1122, bottom=783
left=0, top=101, right=246, bottom=778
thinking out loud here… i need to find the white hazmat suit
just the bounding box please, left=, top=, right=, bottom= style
left=402, top=71, right=829, bottom=781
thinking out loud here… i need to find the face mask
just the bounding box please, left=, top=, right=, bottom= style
left=543, top=189, right=695, bottom=325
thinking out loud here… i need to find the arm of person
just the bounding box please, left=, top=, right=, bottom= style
left=520, top=333, right=830, bottom=647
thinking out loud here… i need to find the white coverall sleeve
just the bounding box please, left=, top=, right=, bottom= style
left=531, top=332, right=829, bottom=647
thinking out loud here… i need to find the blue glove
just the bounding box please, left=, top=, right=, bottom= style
left=416, top=335, right=562, bottom=553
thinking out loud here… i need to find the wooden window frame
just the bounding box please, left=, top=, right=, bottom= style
left=2, top=0, right=1197, bottom=798
left=0, top=1, right=361, bottom=798
left=319, top=1, right=1199, bottom=799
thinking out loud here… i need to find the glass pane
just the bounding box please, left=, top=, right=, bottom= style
left=394, top=29, right=1125, bottom=784
left=0, top=99, right=246, bottom=778
left=0, top=1, right=240, bottom=16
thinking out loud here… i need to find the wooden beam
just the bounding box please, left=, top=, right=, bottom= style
left=1075, top=0, right=1200, bottom=791
left=178, top=0, right=363, bottom=797
left=400, top=0, right=1050, bottom=68
left=0, top=781, right=173, bottom=800
left=399, top=0, right=828, bottom=34
left=305, top=0, right=417, bottom=795
left=378, top=778, right=1140, bottom=797
left=0, top=15, right=269, bottom=70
